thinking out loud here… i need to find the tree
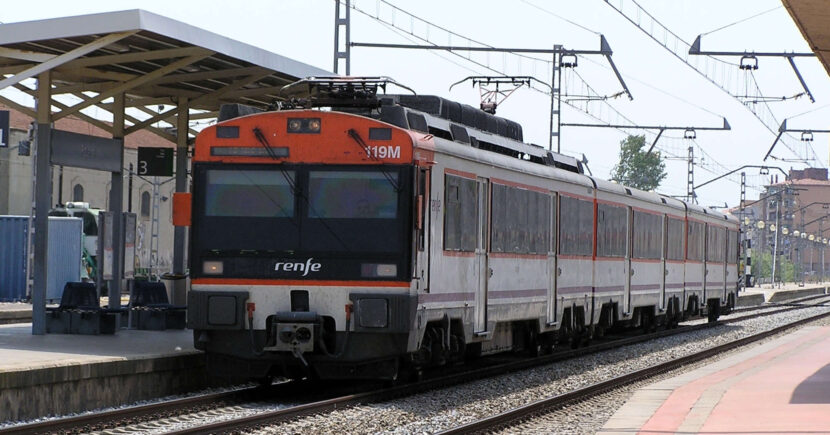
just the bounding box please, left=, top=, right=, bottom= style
left=610, top=135, right=667, bottom=191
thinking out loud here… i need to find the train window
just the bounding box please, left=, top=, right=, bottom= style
left=444, top=175, right=477, bottom=251
left=687, top=221, right=704, bottom=261
left=204, top=170, right=295, bottom=217
left=450, top=124, right=470, bottom=144
left=633, top=211, right=662, bottom=259
left=406, top=112, right=428, bottom=133
left=309, top=171, right=398, bottom=219
left=559, top=196, right=593, bottom=256
left=428, top=126, right=453, bottom=141
left=597, top=204, right=627, bottom=257
left=706, top=226, right=726, bottom=262
left=491, top=185, right=551, bottom=254
left=727, top=229, right=739, bottom=264
left=666, top=218, right=685, bottom=260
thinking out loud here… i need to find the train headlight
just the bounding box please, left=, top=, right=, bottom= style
left=286, top=118, right=321, bottom=134
left=360, top=263, right=397, bottom=278
left=287, top=119, right=302, bottom=132
left=203, top=261, right=224, bottom=275
left=307, top=119, right=321, bottom=132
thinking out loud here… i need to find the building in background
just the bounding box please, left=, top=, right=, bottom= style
left=741, top=168, right=830, bottom=282
left=0, top=105, right=182, bottom=276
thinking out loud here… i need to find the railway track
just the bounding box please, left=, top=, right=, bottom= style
left=437, top=309, right=830, bottom=434
left=3, top=297, right=827, bottom=434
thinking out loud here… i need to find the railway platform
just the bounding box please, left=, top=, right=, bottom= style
left=0, top=321, right=209, bottom=423
left=599, top=324, right=830, bottom=434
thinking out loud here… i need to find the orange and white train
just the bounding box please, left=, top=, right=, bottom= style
left=184, top=78, right=739, bottom=381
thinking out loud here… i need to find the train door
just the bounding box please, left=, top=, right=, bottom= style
left=474, top=178, right=489, bottom=334
left=703, top=223, right=710, bottom=303
left=546, top=193, right=557, bottom=325
left=415, top=168, right=430, bottom=292
left=624, top=207, right=632, bottom=314
left=660, top=214, right=667, bottom=310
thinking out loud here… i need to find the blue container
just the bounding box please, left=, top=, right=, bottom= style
left=0, top=216, right=83, bottom=302
left=0, top=216, right=28, bottom=302
left=47, top=217, right=83, bottom=302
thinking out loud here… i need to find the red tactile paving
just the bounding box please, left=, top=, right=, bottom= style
left=640, top=326, right=830, bottom=434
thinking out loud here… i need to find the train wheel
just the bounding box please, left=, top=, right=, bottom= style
left=558, top=309, right=573, bottom=345
left=707, top=300, right=720, bottom=323
left=255, top=376, right=274, bottom=388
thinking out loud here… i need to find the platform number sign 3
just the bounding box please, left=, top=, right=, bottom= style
left=137, top=147, right=174, bottom=176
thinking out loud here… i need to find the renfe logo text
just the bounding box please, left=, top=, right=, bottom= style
left=274, top=258, right=322, bottom=277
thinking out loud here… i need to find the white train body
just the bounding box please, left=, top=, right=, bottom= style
left=187, top=92, right=738, bottom=381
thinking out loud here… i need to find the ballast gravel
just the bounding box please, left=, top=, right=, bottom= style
left=248, top=304, right=830, bottom=435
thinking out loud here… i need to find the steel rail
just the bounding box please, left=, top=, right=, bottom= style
left=0, top=386, right=267, bottom=435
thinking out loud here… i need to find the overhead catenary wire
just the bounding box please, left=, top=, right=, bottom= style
left=350, top=1, right=763, bottom=198
left=605, top=0, right=824, bottom=166
left=519, top=0, right=602, bottom=36
left=700, top=5, right=782, bottom=36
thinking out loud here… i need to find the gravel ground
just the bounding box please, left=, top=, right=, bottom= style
left=248, top=305, right=830, bottom=435
left=502, top=314, right=830, bottom=435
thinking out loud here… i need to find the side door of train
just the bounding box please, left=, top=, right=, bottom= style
left=707, top=225, right=726, bottom=302
left=415, top=168, right=431, bottom=293
left=474, top=177, right=489, bottom=334
left=434, top=169, right=487, bottom=333
left=685, top=219, right=705, bottom=311
left=556, top=191, right=595, bottom=328
left=705, top=224, right=727, bottom=303
left=630, top=209, right=664, bottom=311
left=547, top=192, right=558, bottom=326
left=664, top=215, right=686, bottom=307
left=594, top=197, right=629, bottom=320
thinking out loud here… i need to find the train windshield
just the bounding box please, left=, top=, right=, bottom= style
left=191, top=164, right=412, bottom=281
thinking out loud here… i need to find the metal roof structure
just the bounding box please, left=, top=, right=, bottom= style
left=0, top=9, right=331, bottom=334
left=783, top=0, right=830, bottom=77
left=0, top=9, right=329, bottom=141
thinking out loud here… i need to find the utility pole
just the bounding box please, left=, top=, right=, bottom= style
left=738, top=171, right=752, bottom=288
left=686, top=146, right=695, bottom=203
left=773, top=197, right=780, bottom=287
left=333, top=0, right=351, bottom=75
left=550, top=45, right=563, bottom=152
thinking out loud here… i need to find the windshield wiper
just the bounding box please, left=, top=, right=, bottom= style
left=347, top=128, right=401, bottom=192
left=250, top=127, right=352, bottom=251
left=253, top=127, right=283, bottom=161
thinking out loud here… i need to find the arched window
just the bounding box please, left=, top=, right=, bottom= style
left=72, top=184, right=84, bottom=202
left=140, top=191, right=151, bottom=217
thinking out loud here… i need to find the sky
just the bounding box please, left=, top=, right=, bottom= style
left=2, top=0, right=828, bottom=208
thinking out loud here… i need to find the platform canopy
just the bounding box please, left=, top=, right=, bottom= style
left=0, top=9, right=331, bottom=335
left=783, top=0, right=830, bottom=78
left=0, top=8, right=330, bottom=141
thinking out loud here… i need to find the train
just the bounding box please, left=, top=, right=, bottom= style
left=184, top=77, right=739, bottom=382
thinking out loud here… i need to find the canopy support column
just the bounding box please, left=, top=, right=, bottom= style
left=31, top=71, right=52, bottom=335
left=107, top=94, right=125, bottom=309
left=173, top=97, right=189, bottom=276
